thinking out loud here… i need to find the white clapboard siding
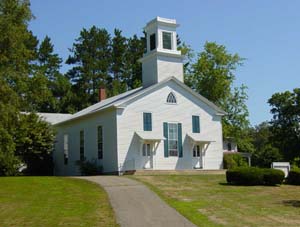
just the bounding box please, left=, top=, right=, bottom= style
left=116, top=80, right=223, bottom=171
left=53, top=109, right=118, bottom=175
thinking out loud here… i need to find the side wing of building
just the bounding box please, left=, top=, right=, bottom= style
left=53, top=109, right=118, bottom=175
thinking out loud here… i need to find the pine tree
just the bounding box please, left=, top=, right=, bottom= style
left=37, top=36, right=62, bottom=81
left=30, top=36, right=72, bottom=113
left=66, top=26, right=111, bottom=110
left=125, top=34, right=146, bottom=89
left=66, top=26, right=145, bottom=109
left=110, top=29, right=127, bottom=96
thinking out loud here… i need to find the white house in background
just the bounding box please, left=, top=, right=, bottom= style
left=223, top=137, right=252, bottom=166
left=223, top=138, right=238, bottom=152
left=41, top=17, right=226, bottom=175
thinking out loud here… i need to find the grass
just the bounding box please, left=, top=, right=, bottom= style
left=130, top=174, right=300, bottom=227
left=0, top=177, right=118, bottom=227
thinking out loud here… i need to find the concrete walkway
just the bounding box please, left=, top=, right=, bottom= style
left=77, top=176, right=196, bottom=227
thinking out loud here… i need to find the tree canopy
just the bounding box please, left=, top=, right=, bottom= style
left=0, top=0, right=55, bottom=175
left=186, top=42, right=250, bottom=151
left=3, top=0, right=299, bottom=174
left=0, top=0, right=146, bottom=175
left=268, top=88, right=300, bottom=161
left=66, top=27, right=145, bottom=111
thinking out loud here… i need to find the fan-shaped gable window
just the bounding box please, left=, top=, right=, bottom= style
left=166, top=92, right=177, bottom=104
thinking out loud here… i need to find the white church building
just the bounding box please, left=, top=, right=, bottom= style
left=46, top=17, right=226, bottom=175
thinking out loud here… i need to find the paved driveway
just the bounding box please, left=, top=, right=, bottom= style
left=77, top=176, right=196, bottom=227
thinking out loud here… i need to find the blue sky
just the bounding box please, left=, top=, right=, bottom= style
left=29, top=0, right=300, bottom=125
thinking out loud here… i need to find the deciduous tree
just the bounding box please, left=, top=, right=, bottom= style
left=0, top=79, right=21, bottom=175
left=0, top=0, right=38, bottom=109
left=0, top=0, right=57, bottom=175
left=187, top=42, right=250, bottom=149
left=268, top=88, right=300, bottom=160
left=249, top=122, right=282, bottom=167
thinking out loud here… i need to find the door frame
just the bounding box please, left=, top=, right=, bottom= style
left=142, top=143, right=153, bottom=169
left=192, top=144, right=203, bottom=169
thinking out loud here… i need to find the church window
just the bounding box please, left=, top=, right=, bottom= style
left=166, top=92, right=177, bottom=104
left=80, top=130, right=84, bottom=161
left=63, top=134, right=68, bottom=165
left=150, top=33, right=156, bottom=50
left=163, top=31, right=172, bottom=50
left=97, top=126, right=103, bottom=159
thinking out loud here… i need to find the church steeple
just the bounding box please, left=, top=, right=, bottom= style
left=139, top=17, right=184, bottom=87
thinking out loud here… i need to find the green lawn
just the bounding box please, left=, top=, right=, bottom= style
left=0, top=177, right=118, bottom=227
left=131, top=174, right=300, bottom=227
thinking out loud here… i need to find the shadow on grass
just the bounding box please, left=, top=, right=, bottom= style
left=219, top=182, right=231, bottom=186
left=282, top=200, right=300, bottom=208
left=218, top=182, right=281, bottom=187
left=218, top=182, right=246, bottom=187
left=218, top=182, right=255, bottom=187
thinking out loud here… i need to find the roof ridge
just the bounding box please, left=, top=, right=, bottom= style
left=55, top=77, right=225, bottom=126
left=74, top=87, right=143, bottom=116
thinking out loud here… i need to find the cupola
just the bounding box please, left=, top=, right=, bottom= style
left=139, top=17, right=184, bottom=87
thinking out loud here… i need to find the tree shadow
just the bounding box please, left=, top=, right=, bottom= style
left=218, top=182, right=280, bottom=187
left=282, top=200, right=300, bottom=208
left=218, top=182, right=244, bottom=187
left=219, top=182, right=230, bottom=186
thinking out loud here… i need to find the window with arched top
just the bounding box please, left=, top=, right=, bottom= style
left=166, top=92, right=177, bottom=104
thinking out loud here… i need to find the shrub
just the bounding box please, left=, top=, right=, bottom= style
left=0, top=151, right=22, bottom=176
left=223, top=153, right=248, bottom=169
left=226, top=167, right=264, bottom=185
left=291, top=157, right=300, bottom=169
left=263, top=169, right=285, bottom=186
left=15, top=113, right=55, bottom=176
left=226, top=167, right=284, bottom=186
left=76, top=159, right=103, bottom=176
left=287, top=169, right=300, bottom=185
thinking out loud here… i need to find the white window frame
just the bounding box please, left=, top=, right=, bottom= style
left=63, top=134, right=69, bottom=165
left=161, top=31, right=173, bottom=50
left=193, top=145, right=201, bottom=157
left=79, top=130, right=85, bottom=161
left=168, top=123, right=178, bottom=156
left=142, top=143, right=151, bottom=157
left=97, top=126, right=103, bottom=159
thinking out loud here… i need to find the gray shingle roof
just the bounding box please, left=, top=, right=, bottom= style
left=54, top=77, right=226, bottom=125
left=36, top=113, right=73, bottom=124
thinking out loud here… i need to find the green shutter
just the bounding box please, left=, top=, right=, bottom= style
left=178, top=123, right=183, bottom=157
left=192, top=116, right=200, bottom=133
left=143, top=113, right=152, bottom=131
left=163, top=122, right=168, bottom=157
left=148, top=113, right=152, bottom=131
left=192, top=116, right=195, bottom=132
left=143, top=113, right=147, bottom=131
